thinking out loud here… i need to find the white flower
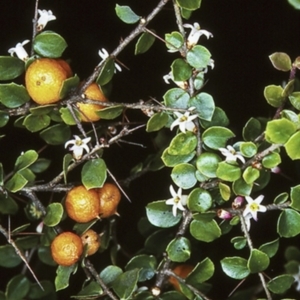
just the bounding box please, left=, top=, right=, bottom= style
left=183, top=22, right=213, bottom=47
left=37, top=9, right=56, bottom=31
left=219, top=145, right=246, bottom=164
left=166, top=185, right=188, bottom=217
left=293, top=266, right=300, bottom=291
left=163, top=72, right=187, bottom=89
left=170, top=107, right=197, bottom=133
left=243, top=213, right=253, bottom=231
left=98, top=48, right=122, bottom=73
left=65, top=135, right=91, bottom=160
left=8, top=40, right=30, bottom=61
left=243, top=195, right=266, bottom=221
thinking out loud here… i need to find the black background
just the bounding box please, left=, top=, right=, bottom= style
left=1, top=0, right=300, bottom=299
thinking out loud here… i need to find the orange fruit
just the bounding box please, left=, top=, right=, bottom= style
left=77, top=83, right=108, bottom=122
left=65, top=185, right=100, bottom=223
left=51, top=232, right=83, bottom=266
left=98, top=183, right=121, bottom=218
left=81, top=229, right=101, bottom=256
left=169, top=264, right=194, bottom=292
left=25, top=58, right=72, bottom=105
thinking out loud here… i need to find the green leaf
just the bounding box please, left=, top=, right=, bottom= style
left=265, top=119, right=296, bottom=144
left=216, top=162, right=241, bottom=182
left=196, top=152, right=221, bottom=178
left=189, top=92, right=215, bottom=121
left=146, top=112, right=169, bottom=132
left=202, top=126, right=235, bottom=150
left=43, top=203, right=63, bottom=227
left=112, top=269, right=140, bottom=299
left=274, top=192, right=289, bottom=205
left=29, top=158, right=51, bottom=174
left=186, top=258, right=214, bottom=284
left=0, top=56, right=25, bottom=80
left=146, top=200, right=182, bottom=228
left=144, top=229, right=174, bottom=255
left=165, top=31, right=184, bottom=52
left=243, top=117, right=262, bottom=141
left=220, top=257, right=250, bottom=279
left=187, top=188, right=212, bottom=212
left=269, top=52, right=292, bottom=71
left=5, top=172, right=28, bottom=192
left=27, top=280, right=56, bottom=299
left=6, top=274, right=30, bottom=300
left=60, top=75, right=80, bottom=99
left=168, top=132, right=197, bottom=155
left=59, top=107, right=79, bottom=125
left=163, top=88, right=190, bottom=108
left=263, top=85, right=285, bottom=107
left=242, top=166, right=260, bottom=184
left=175, top=0, right=202, bottom=11
left=285, top=131, right=300, bottom=160
left=100, top=265, right=123, bottom=286
left=135, top=31, right=156, bottom=55
left=281, top=109, right=299, bottom=123
left=0, top=110, right=9, bottom=127
left=55, top=265, right=77, bottom=291
left=76, top=281, right=103, bottom=297
left=171, top=163, right=197, bottom=189
left=33, top=31, right=67, bottom=58
left=115, top=4, right=140, bottom=24
left=291, top=185, right=300, bottom=211
left=267, top=274, right=295, bottom=294
left=262, top=152, right=281, bottom=169
left=63, top=153, right=73, bottom=184
left=289, top=91, right=300, bottom=110
left=81, top=158, right=107, bottom=190
left=161, top=148, right=195, bottom=167
left=96, top=105, right=123, bottom=120
left=259, top=238, right=279, bottom=258
left=277, top=209, right=300, bottom=237
left=40, top=123, right=71, bottom=145
left=186, top=45, right=211, bottom=69
left=288, top=0, right=300, bottom=9
left=0, top=245, right=22, bottom=267
left=97, top=58, right=115, bottom=86
left=171, top=59, right=192, bottom=81
left=125, top=255, right=157, bottom=282
left=38, top=246, right=56, bottom=266
left=0, top=83, right=30, bottom=108
left=190, top=219, right=221, bottom=242
left=23, top=114, right=51, bottom=132
left=219, top=182, right=231, bottom=200
left=231, top=236, right=247, bottom=250
left=0, top=193, right=18, bottom=214
left=166, top=237, right=191, bottom=262
left=239, top=142, right=257, bottom=158
left=248, top=249, right=270, bottom=273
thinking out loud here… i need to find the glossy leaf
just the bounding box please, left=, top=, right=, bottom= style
left=40, top=123, right=71, bottom=145
left=60, top=75, right=80, bottom=99
left=6, top=274, right=30, bottom=300
left=115, top=4, right=140, bottom=24
left=171, top=58, right=192, bottom=81
left=274, top=192, right=289, bottom=204
left=125, top=254, right=157, bottom=282
left=81, top=158, right=107, bottom=190
left=27, top=280, right=56, bottom=299
left=135, top=31, right=155, bottom=55
left=63, top=153, right=73, bottom=184
left=219, top=182, right=231, bottom=200
left=0, top=56, right=24, bottom=80
left=247, top=249, right=270, bottom=273
left=187, top=188, right=212, bottom=212
left=231, top=236, right=247, bottom=250
left=285, top=131, right=300, bottom=160
left=277, top=209, right=300, bottom=237
left=168, top=132, right=197, bottom=155
left=33, top=31, right=67, bottom=58
left=163, top=88, right=190, bottom=108
left=259, top=238, right=279, bottom=258
left=0, top=110, right=9, bottom=127
left=242, top=166, right=260, bottom=184
left=0, top=245, right=22, bottom=268
left=291, top=184, right=300, bottom=211
left=262, top=152, right=281, bottom=169
left=196, top=152, right=221, bottom=178
left=288, top=91, right=300, bottom=110
left=186, top=258, right=214, bottom=284
left=144, top=229, right=174, bottom=255
left=38, top=246, right=56, bottom=266
left=0, top=83, right=29, bottom=108
left=146, top=112, right=169, bottom=132
left=220, top=256, right=250, bottom=279
left=161, top=148, right=195, bottom=167
left=43, top=203, right=63, bottom=227
left=263, top=85, right=285, bottom=107
left=176, top=0, right=202, bottom=10
left=165, top=31, right=184, bottom=52
left=190, top=219, right=221, bottom=242
left=96, top=105, right=123, bottom=119
left=265, top=119, right=296, bottom=144
left=202, top=126, right=235, bottom=150
left=171, top=163, right=197, bottom=189
left=216, top=162, right=241, bottom=182
left=76, top=280, right=102, bottom=297
left=97, top=58, right=115, bottom=86
left=23, top=114, right=51, bottom=132
left=288, top=0, right=300, bottom=9
left=168, top=237, right=191, bottom=263
left=186, top=45, right=211, bottom=69
left=100, top=265, right=123, bottom=286
left=112, top=269, right=140, bottom=299
left=242, top=117, right=262, bottom=141
left=200, top=106, right=229, bottom=129
left=267, top=274, right=294, bottom=294
left=0, top=193, right=18, bottom=214
left=269, top=52, right=292, bottom=71
left=59, top=107, right=78, bottom=125
left=5, top=172, right=28, bottom=192
left=146, top=200, right=182, bottom=228
left=55, top=265, right=77, bottom=291
left=281, top=109, right=299, bottom=123
left=239, top=142, right=257, bottom=158
left=189, top=92, right=215, bottom=121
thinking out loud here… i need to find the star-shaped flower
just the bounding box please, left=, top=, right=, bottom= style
left=293, top=266, right=300, bottom=292
left=166, top=185, right=188, bottom=217
left=219, top=145, right=246, bottom=164
left=98, top=48, right=122, bottom=73
left=65, top=135, right=91, bottom=160
left=170, top=107, right=197, bottom=133
left=243, top=195, right=266, bottom=221
left=8, top=40, right=30, bottom=61
left=37, top=9, right=56, bottom=31
left=183, top=22, right=213, bottom=48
